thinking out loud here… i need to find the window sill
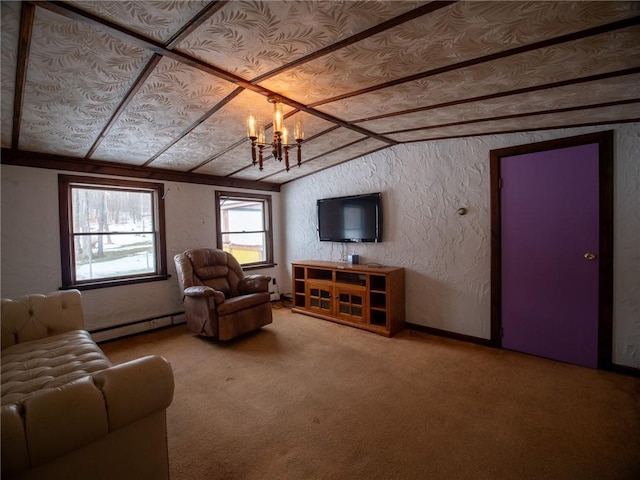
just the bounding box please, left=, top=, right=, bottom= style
left=242, top=263, right=277, bottom=271
left=61, top=274, right=171, bottom=291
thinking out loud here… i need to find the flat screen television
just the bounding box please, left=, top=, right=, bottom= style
left=317, top=192, right=382, bottom=243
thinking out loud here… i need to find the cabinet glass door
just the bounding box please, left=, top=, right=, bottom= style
left=336, top=288, right=366, bottom=323
left=308, top=284, right=332, bottom=314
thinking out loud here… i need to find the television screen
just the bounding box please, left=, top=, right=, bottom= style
left=317, top=193, right=382, bottom=242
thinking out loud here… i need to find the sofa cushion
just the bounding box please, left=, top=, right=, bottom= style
left=1, top=330, right=111, bottom=406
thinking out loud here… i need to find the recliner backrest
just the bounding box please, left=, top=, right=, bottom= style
left=183, top=249, right=245, bottom=298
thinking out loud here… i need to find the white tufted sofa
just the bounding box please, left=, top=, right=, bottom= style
left=1, top=290, right=174, bottom=480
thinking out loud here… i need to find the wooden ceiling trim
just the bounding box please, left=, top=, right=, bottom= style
left=189, top=138, right=248, bottom=173
left=164, top=1, right=229, bottom=49
left=403, top=119, right=640, bottom=144
left=256, top=137, right=371, bottom=181
left=34, top=1, right=252, bottom=87
left=301, top=125, right=342, bottom=144
left=0, top=148, right=280, bottom=192
left=250, top=0, right=457, bottom=84
left=76, top=0, right=231, bottom=162
left=285, top=100, right=397, bottom=144
left=193, top=120, right=344, bottom=177
left=219, top=125, right=343, bottom=177
left=180, top=104, right=302, bottom=173
left=226, top=156, right=279, bottom=177
left=212, top=125, right=344, bottom=178
left=278, top=146, right=392, bottom=186
left=226, top=161, right=261, bottom=178
left=310, top=16, right=640, bottom=109
left=143, top=86, right=245, bottom=168
left=352, top=67, right=640, bottom=124
left=385, top=99, right=640, bottom=135
left=34, top=1, right=397, bottom=148
left=11, top=2, right=35, bottom=149
left=85, top=54, right=162, bottom=159
left=281, top=117, right=638, bottom=183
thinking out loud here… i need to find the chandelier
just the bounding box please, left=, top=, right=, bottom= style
left=247, top=96, right=304, bottom=172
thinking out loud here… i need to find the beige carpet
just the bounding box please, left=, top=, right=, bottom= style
left=100, top=306, right=640, bottom=480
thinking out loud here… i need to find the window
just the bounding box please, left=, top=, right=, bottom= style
left=59, top=175, right=168, bottom=289
left=216, top=191, right=273, bottom=269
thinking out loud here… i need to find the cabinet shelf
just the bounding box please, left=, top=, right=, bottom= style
left=291, top=261, right=404, bottom=337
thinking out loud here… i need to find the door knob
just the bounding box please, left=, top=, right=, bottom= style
left=584, top=252, right=597, bottom=261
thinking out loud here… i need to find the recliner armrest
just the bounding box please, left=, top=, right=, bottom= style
left=238, top=275, right=271, bottom=294
left=184, top=286, right=225, bottom=304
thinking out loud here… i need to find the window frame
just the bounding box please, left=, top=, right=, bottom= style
left=215, top=191, right=274, bottom=270
left=58, top=174, right=168, bottom=290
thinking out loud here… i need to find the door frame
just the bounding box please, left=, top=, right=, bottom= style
left=489, top=130, right=614, bottom=369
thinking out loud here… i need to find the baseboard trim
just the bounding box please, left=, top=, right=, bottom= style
left=611, top=363, right=640, bottom=377
left=91, top=312, right=185, bottom=343
left=405, top=323, right=492, bottom=346
left=405, top=324, right=640, bottom=377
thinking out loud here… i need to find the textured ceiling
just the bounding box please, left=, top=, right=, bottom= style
left=1, top=1, right=639, bottom=190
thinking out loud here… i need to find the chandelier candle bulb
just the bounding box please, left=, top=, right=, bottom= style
left=247, top=97, right=304, bottom=171
left=273, top=102, right=284, bottom=134
left=294, top=118, right=303, bottom=141
left=247, top=111, right=257, bottom=138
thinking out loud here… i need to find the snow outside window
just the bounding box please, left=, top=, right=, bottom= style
left=59, top=175, right=168, bottom=289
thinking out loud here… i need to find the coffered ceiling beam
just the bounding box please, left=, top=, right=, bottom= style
left=84, top=2, right=226, bottom=160
left=143, top=87, right=245, bottom=168
left=85, top=54, right=162, bottom=159
left=261, top=143, right=392, bottom=185
left=386, top=99, right=640, bottom=135
left=11, top=2, right=35, bottom=149
left=250, top=1, right=457, bottom=84
left=33, top=1, right=246, bottom=85
left=310, top=16, right=640, bottom=108
left=351, top=66, right=640, bottom=124
left=406, top=119, right=639, bottom=145
left=1, top=148, right=280, bottom=192
left=33, top=1, right=397, bottom=145
left=164, top=1, right=229, bottom=49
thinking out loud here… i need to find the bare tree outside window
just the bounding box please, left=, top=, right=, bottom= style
left=59, top=175, right=167, bottom=289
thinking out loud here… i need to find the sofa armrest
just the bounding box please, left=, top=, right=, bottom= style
left=1, top=404, right=29, bottom=476
left=92, top=355, right=174, bottom=431
left=4, top=376, right=110, bottom=473
left=1, top=290, right=84, bottom=348
left=184, top=286, right=225, bottom=305
left=1, top=356, right=174, bottom=477
left=238, top=274, right=271, bottom=294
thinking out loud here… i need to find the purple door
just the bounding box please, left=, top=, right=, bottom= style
left=500, top=143, right=600, bottom=368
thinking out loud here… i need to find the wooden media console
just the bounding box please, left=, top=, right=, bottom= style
left=291, top=261, right=405, bottom=337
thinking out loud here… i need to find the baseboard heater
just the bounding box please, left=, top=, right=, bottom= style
left=90, top=312, right=186, bottom=343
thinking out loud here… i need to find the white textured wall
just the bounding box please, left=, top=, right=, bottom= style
left=0, top=168, right=284, bottom=331
left=282, top=123, right=640, bottom=368
left=1, top=123, right=637, bottom=367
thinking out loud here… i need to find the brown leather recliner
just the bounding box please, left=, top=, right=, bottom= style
left=174, top=248, right=273, bottom=340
